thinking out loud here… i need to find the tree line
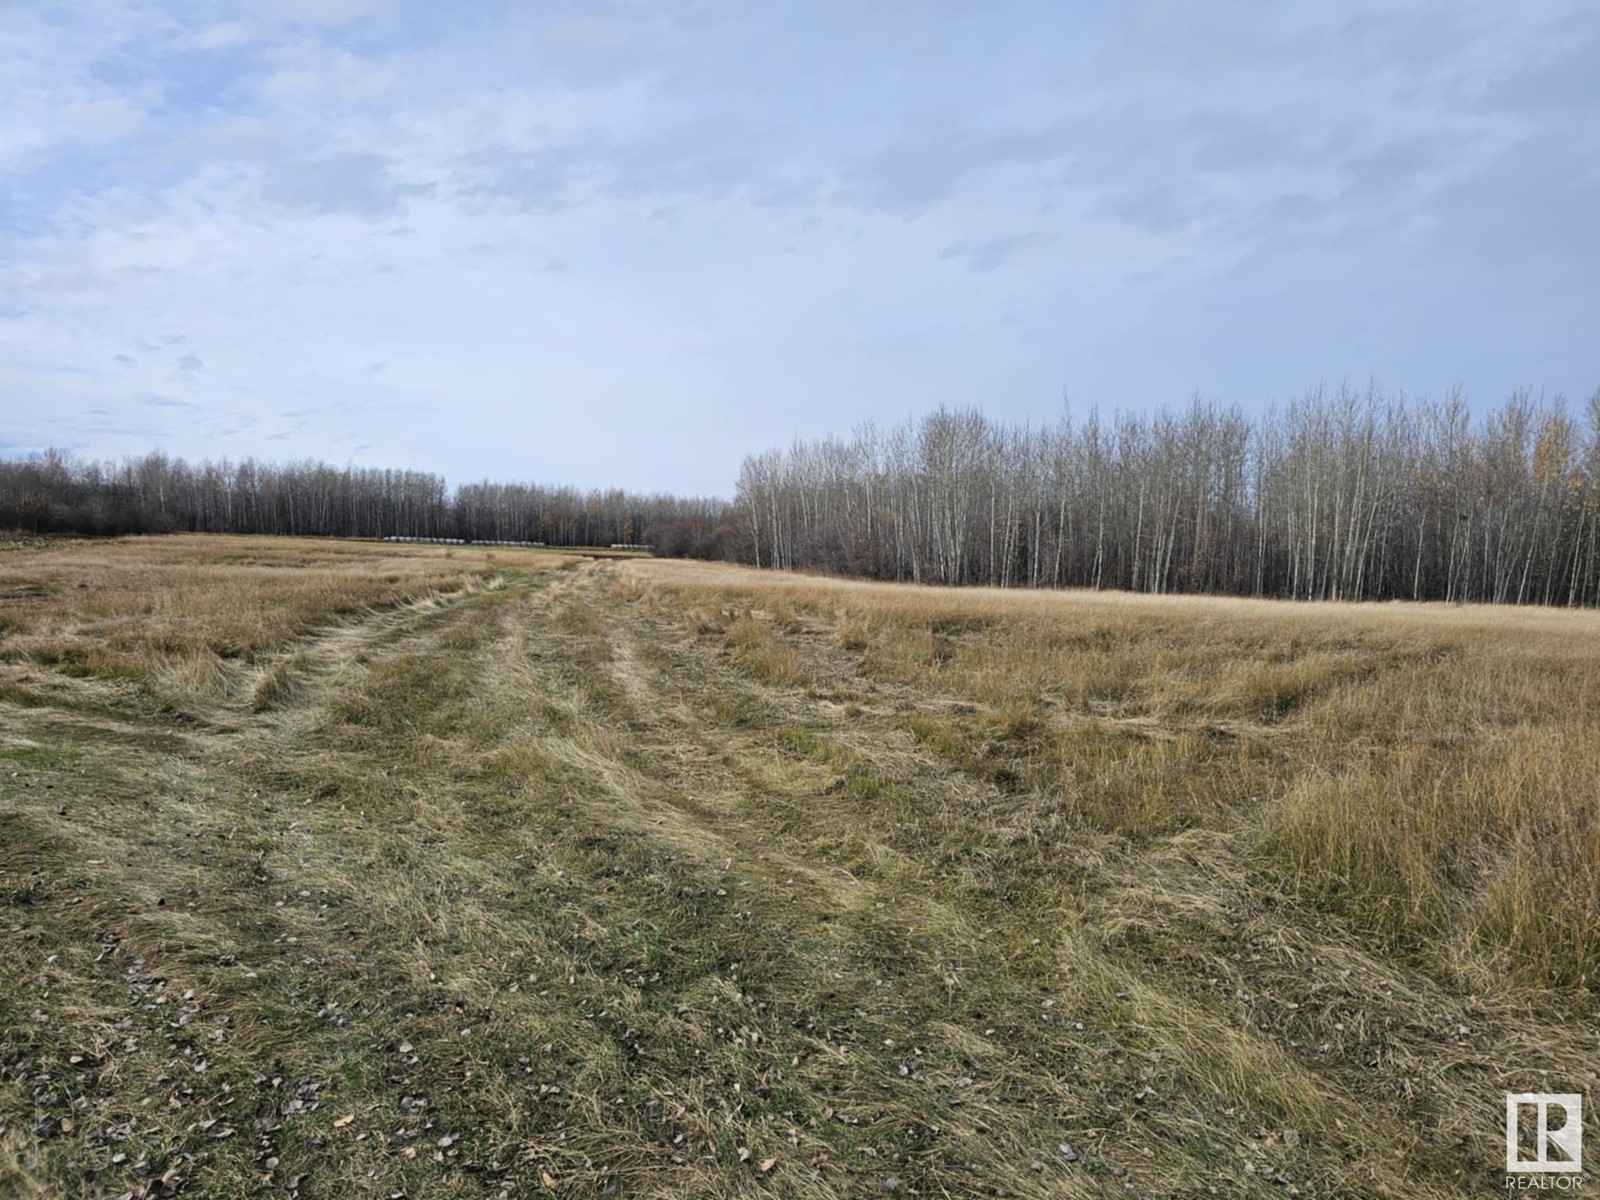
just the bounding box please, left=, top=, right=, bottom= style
left=735, top=385, right=1600, bottom=606
left=9, top=382, right=1600, bottom=605
left=0, top=450, right=734, bottom=554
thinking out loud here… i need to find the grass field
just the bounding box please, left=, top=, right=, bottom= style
left=1, top=535, right=1595, bottom=1198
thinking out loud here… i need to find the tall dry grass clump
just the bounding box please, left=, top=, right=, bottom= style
left=722, top=612, right=808, bottom=686
left=631, top=558, right=1600, bottom=991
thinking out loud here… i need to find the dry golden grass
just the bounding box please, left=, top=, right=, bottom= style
left=631, top=559, right=1600, bottom=992
left=2, top=538, right=1595, bottom=1198
left=0, top=535, right=558, bottom=713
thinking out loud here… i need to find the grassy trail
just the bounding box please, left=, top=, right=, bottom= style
left=2, top=544, right=1593, bottom=1197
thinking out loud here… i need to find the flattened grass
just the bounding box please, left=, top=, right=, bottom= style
left=2, top=540, right=1595, bottom=1198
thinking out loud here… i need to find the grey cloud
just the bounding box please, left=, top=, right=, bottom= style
left=839, top=124, right=1073, bottom=214
left=150, top=118, right=292, bottom=179
left=202, top=411, right=262, bottom=437
left=455, top=143, right=589, bottom=213
left=14, top=266, right=122, bottom=295
left=114, top=353, right=135, bottom=365
left=520, top=3, right=730, bottom=91
left=282, top=398, right=374, bottom=419
left=1332, top=6, right=1475, bottom=72
left=247, top=0, right=384, bottom=23
left=1094, top=3, right=1320, bottom=82
left=72, top=413, right=170, bottom=437
left=261, top=152, right=429, bottom=217
left=1091, top=182, right=1215, bottom=235
left=1339, top=135, right=1457, bottom=202
left=1060, top=101, right=1345, bottom=200
left=1264, top=193, right=1328, bottom=224
left=939, top=232, right=1048, bottom=273
left=747, top=177, right=817, bottom=211
left=597, top=118, right=776, bottom=203
left=832, top=104, right=1322, bottom=236
left=176, top=353, right=204, bottom=371
left=522, top=12, right=673, bottom=89
left=457, top=118, right=810, bottom=213
left=1475, top=26, right=1600, bottom=114
left=1028, top=1, right=1586, bottom=257
left=1186, top=113, right=1318, bottom=173
left=1429, top=131, right=1600, bottom=270
left=1097, top=2, right=1470, bottom=89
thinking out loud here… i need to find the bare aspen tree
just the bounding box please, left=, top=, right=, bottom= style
left=718, top=385, right=1600, bottom=606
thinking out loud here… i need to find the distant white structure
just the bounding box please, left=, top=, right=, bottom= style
left=609, top=543, right=651, bottom=551
left=382, top=536, right=547, bottom=546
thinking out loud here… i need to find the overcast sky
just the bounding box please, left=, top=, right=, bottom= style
left=3, top=1, right=1596, bottom=495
